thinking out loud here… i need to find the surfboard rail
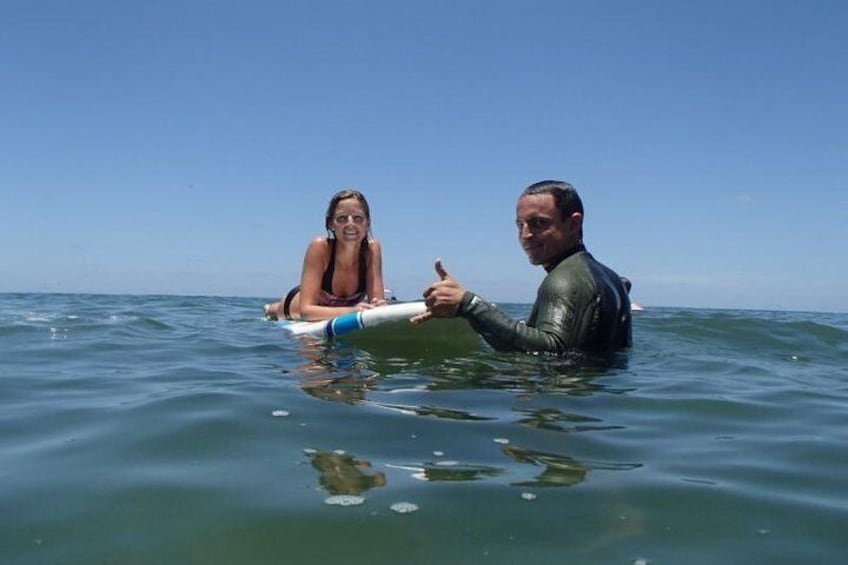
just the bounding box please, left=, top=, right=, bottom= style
left=278, top=301, right=427, bottom=338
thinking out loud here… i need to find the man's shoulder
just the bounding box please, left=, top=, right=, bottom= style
left=544, top=250, right=628, bottom=294
left=546, top=250, right=594, bottom=280
left=573, top=250, right=624, bottom=281
left=541, top=253, right=594, bottom=297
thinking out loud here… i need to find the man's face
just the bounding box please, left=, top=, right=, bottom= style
left=515, top=193, right=581, bottom=267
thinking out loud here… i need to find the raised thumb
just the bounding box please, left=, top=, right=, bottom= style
left=434, top=258, right=450, bottom=280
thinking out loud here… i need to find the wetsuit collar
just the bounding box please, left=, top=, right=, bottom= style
left=544, top=243, right=586, bottom=272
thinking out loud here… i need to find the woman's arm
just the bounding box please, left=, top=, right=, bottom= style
left=366, top=239, right=385, bottom=303
left=298, top=238, right=351, bottom=321
left=298, top=237, right=378, bottom=321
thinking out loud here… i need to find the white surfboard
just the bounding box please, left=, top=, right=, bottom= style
left=276, top=301, right=427, bottom=338
left=275, top=301, right=483, bottom=357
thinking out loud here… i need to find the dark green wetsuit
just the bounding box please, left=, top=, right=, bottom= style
left=457, top=244, right=632, bottom=354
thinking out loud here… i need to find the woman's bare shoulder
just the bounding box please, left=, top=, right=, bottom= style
left=306, top=236, right=330, bottom=250
left=303, top=237, right=331, bottom=262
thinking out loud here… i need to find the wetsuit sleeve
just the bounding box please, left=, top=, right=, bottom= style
left=457, top=291, right=562, bottom=353
left=457, top=269, right=597, bottom=354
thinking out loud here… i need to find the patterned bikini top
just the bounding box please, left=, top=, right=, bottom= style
left=318, top=238, right=368, bottom=307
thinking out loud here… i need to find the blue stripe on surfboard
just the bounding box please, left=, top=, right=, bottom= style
left=326, top=312, right=363, bottom=337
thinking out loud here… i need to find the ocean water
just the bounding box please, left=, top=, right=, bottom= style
left=2, top=293, right=847, bottom=565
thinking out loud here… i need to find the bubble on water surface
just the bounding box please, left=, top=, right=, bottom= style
left=390, top=502, right=419, bottom=514
left=49, top=327, right=68, bottom=340
left=325, top=495, right=364, bottom=506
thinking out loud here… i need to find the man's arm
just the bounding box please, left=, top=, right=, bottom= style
left=457, top=291, right=565, bottom=352
left=459, top=267, right=597, bottom=353
left=413, top=260, right=594, bottom=354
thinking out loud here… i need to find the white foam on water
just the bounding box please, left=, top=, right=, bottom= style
left=521, top=492, right=537, bottom=501
left=271, top=410, right=290, bottom=417
left=325, top=495, right=364, bottom=506
left=49, top=327, right=68, bottom=340
left=390, top=502, right=419, bottom=514
left=493, top=438, right=510, bottom=444
left=27, top=315, right=52, bottom=322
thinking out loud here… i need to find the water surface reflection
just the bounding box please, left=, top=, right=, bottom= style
left=308, top=450, right=386, bottom=495
left=284, top=333, right=641, bottom=492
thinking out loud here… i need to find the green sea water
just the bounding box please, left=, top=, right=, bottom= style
left=2, top=293, right=847, bottom=564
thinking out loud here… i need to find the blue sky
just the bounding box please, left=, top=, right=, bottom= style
left=2, top=1, right=846, bottom=312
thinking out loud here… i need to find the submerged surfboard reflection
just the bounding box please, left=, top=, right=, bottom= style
left=275, top=301, right=483, bottom=356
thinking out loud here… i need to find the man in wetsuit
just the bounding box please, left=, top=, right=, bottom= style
left=411, top=180, right=632, bottom=354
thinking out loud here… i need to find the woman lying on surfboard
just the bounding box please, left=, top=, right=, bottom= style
left=264, top=189, right=387, bottom=321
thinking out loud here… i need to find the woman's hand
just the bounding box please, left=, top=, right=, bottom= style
left=354, top=299, right=385, bottom=312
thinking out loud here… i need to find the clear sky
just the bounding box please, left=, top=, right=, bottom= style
left=2, top=0, right=846, bottom=312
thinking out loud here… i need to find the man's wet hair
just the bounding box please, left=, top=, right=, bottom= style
left=522, top=180, right=584, bottom=239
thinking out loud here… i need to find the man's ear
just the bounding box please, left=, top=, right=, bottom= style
left=568, top=212, right=583, bottom=236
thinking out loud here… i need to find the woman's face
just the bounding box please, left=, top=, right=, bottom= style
left=329, top=197, right=369, bottom=242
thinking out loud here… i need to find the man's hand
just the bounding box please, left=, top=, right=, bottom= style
left=410, top=259, right=466, bottom=325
